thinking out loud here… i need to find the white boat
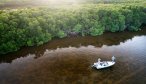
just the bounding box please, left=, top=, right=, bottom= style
left=92, top=61, right=115, bottom=69
left=92, top=56, right=116, bottom=69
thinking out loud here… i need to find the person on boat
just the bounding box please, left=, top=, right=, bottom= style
left=112, top=56, right=116, bottom=62
left=98, top=58, right=102, bottom=66
left=98, top=58, right=101, bottom=63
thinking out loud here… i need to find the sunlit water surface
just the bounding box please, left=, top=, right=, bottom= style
left=0, top=28, right=146, bottom=84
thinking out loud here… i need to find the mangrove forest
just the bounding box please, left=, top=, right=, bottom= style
left=0, top=0, right=146, bottom=54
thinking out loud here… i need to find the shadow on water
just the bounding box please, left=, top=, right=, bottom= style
left=0, top=27, right=146, bottom=84
left=0, top=28, right=146, bottom=63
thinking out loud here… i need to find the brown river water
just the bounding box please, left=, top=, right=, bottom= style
left=0, top=28, right=146, bottom=84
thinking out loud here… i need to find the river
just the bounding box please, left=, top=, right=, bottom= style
left=0, top=28, right=146, bottom=84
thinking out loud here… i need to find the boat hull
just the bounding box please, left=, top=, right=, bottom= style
left=92, top=61, right=115, bottom=69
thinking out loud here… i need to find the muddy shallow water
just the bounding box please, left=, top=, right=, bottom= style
left=0, top=28, right=146, bottom=84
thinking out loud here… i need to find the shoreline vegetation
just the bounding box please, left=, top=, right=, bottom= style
left=0, top=0, right=146, bottom=55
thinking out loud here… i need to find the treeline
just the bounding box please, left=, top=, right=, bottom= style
left=0, top=0, right=145, bottom=7
left=0, top=0, right=145, bottom=4
left=86, top=0, right=146, bottom=3
left=0, top=4, right=146, bottom=54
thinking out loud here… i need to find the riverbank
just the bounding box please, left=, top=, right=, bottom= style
left=1, top=27, right=146, bottom=62
left=0, top=26, right=146, bottom=84
left=0, top=3, right=146, bottom=55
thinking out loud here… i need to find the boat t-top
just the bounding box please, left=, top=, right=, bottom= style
left=92, top=56, right=116, bottom=69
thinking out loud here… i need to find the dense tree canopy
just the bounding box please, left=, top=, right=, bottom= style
left=0, top=1, right=146, bottom=54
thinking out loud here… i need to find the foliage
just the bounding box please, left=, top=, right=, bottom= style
left=0, top=2, right=146, bottom=54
